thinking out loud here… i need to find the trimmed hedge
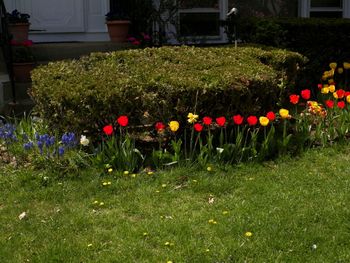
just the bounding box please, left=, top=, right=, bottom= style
left=30, top=46, right=305, bottom=134
left=234, top=17, right=350, bottom=88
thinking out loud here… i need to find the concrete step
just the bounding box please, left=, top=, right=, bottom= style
left=0, top=98, right=35, bottom=117
left=32, top=41, right=133, bottom=61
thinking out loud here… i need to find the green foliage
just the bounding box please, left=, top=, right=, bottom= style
left=30, top=46, right=305, bottom=135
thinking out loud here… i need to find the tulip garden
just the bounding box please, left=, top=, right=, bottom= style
left=1, top=60, right=350, bottom=262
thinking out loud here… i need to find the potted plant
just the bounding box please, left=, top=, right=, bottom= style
left=105, top=11, right=131, bottom=42
left=7, top=9, right=31, bottom=42
left=11, top=40, right=35, bottom=83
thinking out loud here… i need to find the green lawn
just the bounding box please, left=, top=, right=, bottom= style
left=1, top=146, right=350, bottom=262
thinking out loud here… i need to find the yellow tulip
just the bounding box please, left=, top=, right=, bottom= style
left=329, top=62, right=337, bottom=69
left=187, top=113, right=198, bottom=123
left=343, top=62, right=350, bottom=69
left=347, top=95, right=350, bottom=104
left=329, top=84, right=335, bottom=93
left=168, top=121, right=180, bottom=132
left=333, top=92, right=338, bottom=99
left=259, top=116, right=269, bottom=126
left=338, top=67, right=344, bottom=74
left=321, top=87, right=329, bottom=94
left=279, top=109, right=290, bottom=119
left=328, top=78, right=335, bottom=85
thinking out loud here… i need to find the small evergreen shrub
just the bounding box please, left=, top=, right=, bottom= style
left=235, top=17, right=350, bottom=88
left=30, top=46, right=305, bottom=134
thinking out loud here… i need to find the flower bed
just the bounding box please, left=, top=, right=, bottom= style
left=2, top=60, right=350, bottom=173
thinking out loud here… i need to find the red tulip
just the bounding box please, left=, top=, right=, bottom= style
left=247, top=116, right=258, bottom=126
left=194, top=123, right=203, bottom=132
left=103, top=125, right=113, bottom=135
left=325, top=100, right=334, bottom=108
left=266, top=111, right=276, bottom=121
left=155, top=122, right=166, bottom=131
left=216, top=116, right=226, bottom=127
left=232, top=114, right=244, bottom=125
left=336, top=89, right=346, bottom=99
left=301, top=89, right=311, bottom=100
left=203, top=117, right=212, bottom=125
left=337, top=101, right=346, bottom=109
left=117, top=115, right=129, bottom=127
left=289, top=94, right=299, bottom=105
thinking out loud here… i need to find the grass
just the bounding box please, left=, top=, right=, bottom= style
left=1, top=146, right=350, bottom=262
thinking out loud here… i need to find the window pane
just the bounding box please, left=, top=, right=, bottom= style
left=180, top=13, right=220, bottom=36
left=311, top=0, right=342, bottom=8
left=310, top=11, right=343, bottom=17
left=180, top=0, right=219, bottom=9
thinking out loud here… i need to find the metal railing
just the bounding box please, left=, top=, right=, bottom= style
left=0, top=0, right=16, bottom=105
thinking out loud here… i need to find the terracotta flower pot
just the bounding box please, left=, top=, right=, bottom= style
left=12, top=62, right=35, bottom=83
left=8, top=23, right=30, bottom=42
left=106, top=20, right=130, bottom=42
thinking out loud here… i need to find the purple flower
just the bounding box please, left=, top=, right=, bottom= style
left=61, top=132, right=76, bottom=148
left=23, top=141, right=33, bottom=150
left=58, top=146, right=65, bottom=156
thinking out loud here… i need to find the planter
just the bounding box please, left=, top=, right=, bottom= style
left=12, top=62, right=35, bottom=83
left=8, top=23, right=30, bottom=42
left=106, top=20, right=130, bottom=42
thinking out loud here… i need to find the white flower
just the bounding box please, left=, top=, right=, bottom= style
left=216, top=147, right=224, bottom=154
left=80, top=135, right=89, bottom=146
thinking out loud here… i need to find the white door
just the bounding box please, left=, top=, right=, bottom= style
left=4, top=0, right=109, bottom=41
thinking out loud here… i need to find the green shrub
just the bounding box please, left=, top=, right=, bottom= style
left=30, top=46, right=305, bottom=134
left=236, top=17, right=350, bottom=88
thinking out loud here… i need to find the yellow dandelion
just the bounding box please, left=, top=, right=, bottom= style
left=123, top=171, right=129, bottom=175
left=192, top=179, right=198, bottom=183
left=87, top=243, right=93, bottom=247
left=161, top=184, right=167, bottom=188
left=143, top=232, right=148, bottom=236
left=131, top=174, right=137, bottom=178
left=108, top=168, right=113, bottom=173
left=164, top=242, right=170, bottom=246
left=99, top=202, right=104, bottom=206
left=107, top=181, right=111, bottom=185
left=205, top=248, right=210, bottom=252
left=207, top=166, right=212, bottom=172
left=155, top=190, right=160, bottom=193
left=93, top=200, right=99, bottom=204
left=147, top=171, right=154, bottom=175
left=102, top=182, right=108, bottom=186
left=245, top=231, right=253, bottom=237
left=167, top=261, right=173, bottom=263
left=222, top=211, right=229, bottom=215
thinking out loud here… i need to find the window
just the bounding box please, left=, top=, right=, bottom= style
left=300, top=0, right=350, bottom=18
left=310, top=0, right=343, bottom=17
left=178, top=0, right=222, bottom=38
